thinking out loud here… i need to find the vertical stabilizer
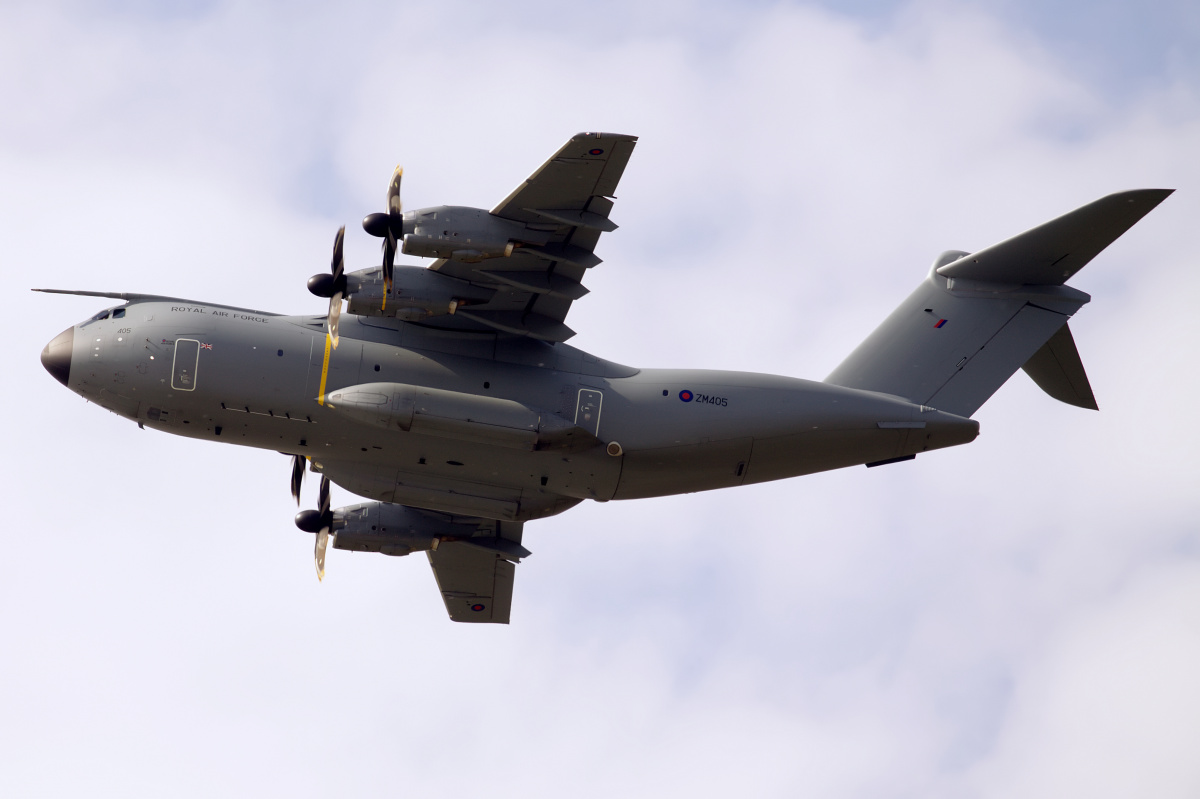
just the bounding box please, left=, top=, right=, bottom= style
left=825, top=189, right=1170, bottom=417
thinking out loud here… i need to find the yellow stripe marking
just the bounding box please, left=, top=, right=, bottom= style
left=317, top=333, right=332, bottom=405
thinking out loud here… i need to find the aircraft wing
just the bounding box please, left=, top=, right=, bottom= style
left=429, top=132, right=638, bottom=342
left=488, top=131, right=638, bottom=221
left=324, top=484, right=530, bottom=623
left=428, top=542, right=518, bottom=623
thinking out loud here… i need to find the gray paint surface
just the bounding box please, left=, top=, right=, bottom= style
left=35, top=136, right=1171, bottom=623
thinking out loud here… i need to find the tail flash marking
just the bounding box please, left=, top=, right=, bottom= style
left=317, top=333, right=332, bottom=405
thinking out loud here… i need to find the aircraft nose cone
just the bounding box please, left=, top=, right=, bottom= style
left=41, top=326, right=74, bottom=387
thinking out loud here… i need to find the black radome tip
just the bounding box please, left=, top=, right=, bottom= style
left=40, top=326, right=73, bottom=387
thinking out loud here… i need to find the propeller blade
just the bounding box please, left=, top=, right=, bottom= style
left=315, top=526, right=329, bottom=581
left=318, top=475, right=330, bottom=517
left=290, top=454, right=306, bottom=506
left=387, top=165, right=403, bottom=216
left=381, top=234, right=395, bottom=311
left=327, top=291, right=342, bottom=349
left=314, top=475, right=332, bottom=581
left=330, top=225, right=345, bottom=283
left=382, top=167, right=402, bottom=310
left=327, top=225, right=346, bottom=347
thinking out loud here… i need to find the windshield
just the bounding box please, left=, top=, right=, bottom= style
left=84, top=306, right=127, bottom=325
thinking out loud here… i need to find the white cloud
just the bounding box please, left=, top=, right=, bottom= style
left=971, top=565, right=1200, bottom=798
left=3, top=1, right=1198, bottom=796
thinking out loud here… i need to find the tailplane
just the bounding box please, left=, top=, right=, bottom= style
left=825, top=189, right=1171, bottom=417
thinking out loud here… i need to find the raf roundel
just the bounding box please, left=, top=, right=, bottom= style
left=679, top=390, right=693, bottom=402
left=470, top=603, right=486, bottom=612
left=588, top=148, right=604, bottom=155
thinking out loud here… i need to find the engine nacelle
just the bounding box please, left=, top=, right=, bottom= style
left=328, top=502, right=452, bottom=556
left=328, top=501, right=530, bottom=560
left=402, top=236, right=514, bottom=263
left=400, top=206, right=548, bottom=262
left=344, top=265, right=493, bottom=320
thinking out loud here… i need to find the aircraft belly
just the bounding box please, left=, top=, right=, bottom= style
left=745, top=429, right=906, bottom=483
left=613, top=437, right=752, bottom=500
left=312, top=439, right=594, bottom=521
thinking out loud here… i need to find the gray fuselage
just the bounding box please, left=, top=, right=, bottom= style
left=47, top=299, right=978, bottom=521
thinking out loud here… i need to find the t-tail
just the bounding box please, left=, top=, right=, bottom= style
left=825, top=189, right=1172, bottom=417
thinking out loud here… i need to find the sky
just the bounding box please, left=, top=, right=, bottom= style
left=3, top=0, right=1199, bottom=796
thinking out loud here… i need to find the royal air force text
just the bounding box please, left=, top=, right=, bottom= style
left=171, top=306, right=269, bottom=323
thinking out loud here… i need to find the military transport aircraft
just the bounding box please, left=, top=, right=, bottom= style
left=36, top=132, right=1171, bottom=623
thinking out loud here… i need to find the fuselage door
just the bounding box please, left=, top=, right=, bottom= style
left=575, top=388, right=603, bottom=437
left=171, top=338, right=200, bottom=391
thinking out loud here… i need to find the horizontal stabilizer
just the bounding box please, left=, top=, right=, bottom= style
left=1021, top=322, right=1098, bottom=410
left=827, top=189, right=1170, bottom=417
left=937, top=189, right=1172, bottom=285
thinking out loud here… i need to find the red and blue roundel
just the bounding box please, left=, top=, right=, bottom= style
left=588, top=148, right=604, bottom=155
left=470, top=603, right=486, bottom=612
left=679, top=390, right=693, bottom=402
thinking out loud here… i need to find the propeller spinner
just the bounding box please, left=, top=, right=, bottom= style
left=306, top=226, right=346, bottom=348
left=362, top=165, right=404, bottom=310
left=295, top=474, right=334, bottom=581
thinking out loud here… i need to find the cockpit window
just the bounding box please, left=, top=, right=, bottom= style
left=90, top=310, right=111, bottom=321
left=112, top=308, right=126, bottom=319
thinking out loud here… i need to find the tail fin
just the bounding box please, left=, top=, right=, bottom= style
left=825, top=189, right=1171, bottom=417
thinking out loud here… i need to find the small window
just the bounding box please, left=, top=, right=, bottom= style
left=112, top=308, right=126, bottom=319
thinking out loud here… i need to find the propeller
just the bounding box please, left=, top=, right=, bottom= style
left=314, top=475, right=332, bottom=580
left=306, top=226, right=346, bottom=348
left=362, top=165, right=404, bottom=311
left=294, top=474, right=334, bottom=581
left=289, top=453, right=306, bottom=506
